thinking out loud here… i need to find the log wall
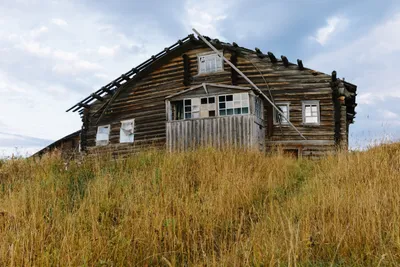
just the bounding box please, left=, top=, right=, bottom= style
left=82, top=43, right=344, bottom=158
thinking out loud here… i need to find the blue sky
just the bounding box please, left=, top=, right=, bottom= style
left=1, top=0, right=400, bottom=157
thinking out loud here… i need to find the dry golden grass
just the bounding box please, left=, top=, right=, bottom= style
left=0, top=145, right=399, bottom=266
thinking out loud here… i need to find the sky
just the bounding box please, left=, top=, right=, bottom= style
left=1, top=0, right=400, bottom=157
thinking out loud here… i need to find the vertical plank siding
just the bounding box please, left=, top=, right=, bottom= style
left=81, top=43, right=353, bottom=158
left=166, top=115, right=260, bottom=151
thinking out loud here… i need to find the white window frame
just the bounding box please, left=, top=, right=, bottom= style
left=273, top=102, right=290, bottom=125
left=197, top=51, right=224, bottom=75
left=120, top=119, right=135, bottom=143
left=302, top=100, right=320, bottom=125
left=184, top=97, right=200, bottom=119
left=218, top=93, right=249, bottom=116
left=96, top=125, right=110, bottom=146
left=200, top=96, right=216, bottom=118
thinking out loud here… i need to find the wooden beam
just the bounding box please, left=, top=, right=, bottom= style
left=281, top=55, right=289, bottom=67
left=255, top=47, right=265, bottom=58
left=267, top=52, right=277, bottom=63
left=91, top=93, right=104, bottom=101
left=193, top=28, right=307, bottom=140
left=78, top=103, right=90, bottom=109
left=297, top=59, right=304, bottom=70
left=182, top=54, right=191, bottom=86
left=332, top=70, right=337, bottom=81
left=121, top=74, right=130, bottom=81
left=102, top=87, right=114, bottom=95
left=230, top=52, right=239, bottom=85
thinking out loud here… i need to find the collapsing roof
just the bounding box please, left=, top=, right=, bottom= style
left=31, top=130, right=81, bottom=157
left=66, top=34, right=357, bottom=123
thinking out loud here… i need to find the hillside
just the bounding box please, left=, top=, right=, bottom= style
left=0, top=145, right=399, bottom=266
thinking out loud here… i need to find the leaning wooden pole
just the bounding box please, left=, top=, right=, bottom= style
left=192, top=28, right=307, bottom=140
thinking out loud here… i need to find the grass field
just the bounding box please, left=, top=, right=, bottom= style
left=0, top=144, right=399, bottom=266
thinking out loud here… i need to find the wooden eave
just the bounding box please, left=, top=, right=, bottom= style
left=165, top=83, right=251, bottom=100
left=66, top=34, right=358, bottom=122
left=31, top=130, right=81, bottom=157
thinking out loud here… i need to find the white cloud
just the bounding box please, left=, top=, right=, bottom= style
left=380, top=109, right=399, bottom=119
left=20, top=40, right=52, bottom=56
left=94, top=73, right=110, bottom=80
left=183, top=0, right=233, bottom=39
left=30, top=26, right=48, bottom=38
left=312, top=16, right=349, bottom=45
left=308, top=13, right=400, bottom=98
left=308, top=13, right=400, bottom=147
left=52, top=60, right=102, bottom=75
left=53, top=49, right=78, bottom=61
left=98, top=45, right=119, bottom=57
left=358, top=93, right=375, bottom=105
left=51, top=18, right=68, bottom=27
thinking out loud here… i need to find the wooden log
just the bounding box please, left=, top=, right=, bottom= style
left=91, top=94, right=104, bottom=102
left=182, top=54, right=191, bottom=86
left=102, top=87, right=114, bottom=95
left=297, top=59, right=304, bottom=70
left=332, top=70, right=337, bottom=81
left=78, top=103, right=90, bottom=109
left=268, top=52, right=277, bottom=63
left=230, top=52, right=239, bottom=85
left=281, top=56, right=289, bottom=67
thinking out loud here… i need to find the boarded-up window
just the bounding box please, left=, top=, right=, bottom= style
left=273, top=103, right=290, bottom=125
left=120, top=119, right=134, bottom=143
left=255, top=97, right=263, bottom=120
left=198, top=52, right=223, bottom=74
left=218, top=93, right=249, bottom=116
left=96, top=125, right=110, bottom=146
left=302, top=101, right=320, bottom=125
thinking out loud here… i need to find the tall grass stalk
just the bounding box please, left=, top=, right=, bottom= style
left=0, top=145, right=399, bottom=266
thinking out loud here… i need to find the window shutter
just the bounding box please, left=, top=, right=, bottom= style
left=96, top=125, right=110, bottom=146
left=216, top=55, right=223, bottom=71
left=120, top=120, right=134, bottom=143
left=199, top=56, right=206, bottom=74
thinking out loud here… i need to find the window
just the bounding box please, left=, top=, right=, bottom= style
left=184, top=98, right=200, bottom=119
left=198, top=52, right=223, bottom=74
left=273, top=103, right=290, bottom=125
left=200, top=96, right=216, bottom=118
left=96, top=125, right=110, bottom=146
left=120, top=119, right=134, bottom=143
left=171, top=100, right=184, bottom=120
left=184, top=97, right=216, bottom=119
left=302, top=101, right=320, bottom=125
left=218, top=93, right=249, bottom=116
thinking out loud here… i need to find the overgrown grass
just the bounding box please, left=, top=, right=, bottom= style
left=0, top=145, right=399, bottom=266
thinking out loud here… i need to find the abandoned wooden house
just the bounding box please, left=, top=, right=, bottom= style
left=32, top=130, right=81, bottom=157
left=47, top=33, right=357, bottom=158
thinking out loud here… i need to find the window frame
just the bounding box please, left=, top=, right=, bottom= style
left=197, top=51, right=224, bottom=75
left=302, top=100, right=320, bottom=125
left=184, top=97, right=201, bottom=119
left=273, top=102, right=290, bottom=125
left=199, top=96, right=217, bottom=118
left=120, top=119, right=135, bottom=143
left=96, top=124, right=111, bottom=146
left=218, top=93, right=250, bottom=117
